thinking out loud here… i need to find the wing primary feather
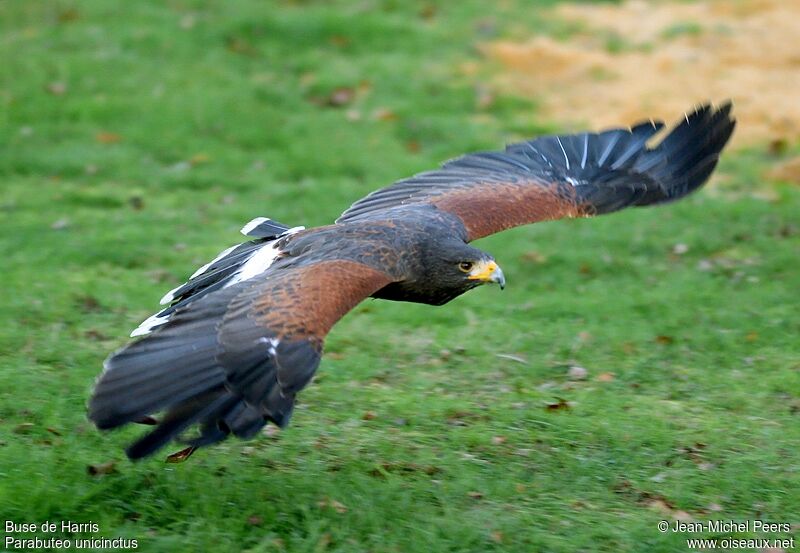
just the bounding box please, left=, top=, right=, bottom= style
left=580, top=134, right=589, bottom=169
left=556, top=136, right=570, bottom=170
left=596, top=131, right=624, bottom=167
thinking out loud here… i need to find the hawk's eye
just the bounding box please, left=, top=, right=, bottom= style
left=458, top=261, right=474, bottom=273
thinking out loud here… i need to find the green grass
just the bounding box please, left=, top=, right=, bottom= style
left=1, top=1, right=798, bottom=552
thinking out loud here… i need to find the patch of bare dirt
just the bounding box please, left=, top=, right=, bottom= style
left=484, top=0, right=800, bottom=148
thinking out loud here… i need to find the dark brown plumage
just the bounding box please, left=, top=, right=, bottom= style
left=89, top=102, right=735, bottom=460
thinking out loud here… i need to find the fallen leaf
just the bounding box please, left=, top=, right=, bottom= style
left=467, top=491, right=484, bottom=500
left=678, top=442, right=707, bottom=463
left=491, top=436, right=507, bottom=445
left=490, top=531, right=504, bottom=544
left=696, top=259, right=714, bottom=271
left=189, top=153, right=210, bottom=165
left=368, top=461, right=440, bottom=478
left=475, top=85, right=495, bottom=109
left=621, top=342, right=637, bottom=354
left=76, top=294, right=102, bottom=313
left=329, top=35, right=349, bottom=47
left=129, top=196, right=144, bottom=210
left=317, top=498, right=348, bottom=513
left=225, top=36, right=257, bottom=56
left=496, top=353, right=527, bottom=364
left=51, top=218, right=70, bottom=230
left=13, top=423, right=34, bottom=434
left=57, top=8, right=80, bottom=23
left=655, top=335, right=674, bottom=345
left=84, top=329, right=108, bottom=341
left=567, top=365, right=588, bottom=380
left=165, top=446, right=196, bottom=463
left=446, top=410, right=488, bottom=426
left=596, top=372, right=615, bottom=382
left=262, top=425, right=280, bottom=437
left=179, top=14, right=196, bottom=30
left=46, top=82, right=67, bottom=96
left=521, top=251, right=547, bottom=264
left=419, top=5, right=436, bottom=19
left=326, top=87, right=355, bottom=107
left=768, top=138, right=788, bottom=155
left=362, top=410, right=377, bottom=420
left=644, top=496, right=691, bottom=521
left=613, top=479, right=633, bottom=494
left=87, top=461, right=117, bottom=475
left=545, top=398, right=571, bottom=411
left=95, top=131, right=121, bottom=144
left=372, top=107, right=397, bottom=121
left=146, top=269, right=173, bottom=283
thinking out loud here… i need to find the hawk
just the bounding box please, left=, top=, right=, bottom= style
left=89, top=103, right=735, bottom=460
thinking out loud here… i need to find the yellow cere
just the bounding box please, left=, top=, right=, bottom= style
left=467, top=260, right=498, bottom=281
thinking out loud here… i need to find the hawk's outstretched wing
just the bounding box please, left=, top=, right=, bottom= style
left=338, top=102, right=735, bottom=241
left=89, top=259, right=392, bottom=459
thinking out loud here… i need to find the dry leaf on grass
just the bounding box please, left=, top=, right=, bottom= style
left=87, top=461, right=117, bottom=476
left=165, top=446, right=196, bottom=463
left=545, top=398, right=571, bottom=411
left=317, top=498, right=348, bottom=514
left=13, top=423, right=34, bottom=434
left=51, top=218, right=70, bottom=230
left=567, top=365, right=588, bottom=380
left=95, top=131, right=121, bottom=144
left=496, top=353, right=527, bottom=364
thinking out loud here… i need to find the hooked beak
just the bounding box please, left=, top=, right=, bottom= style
left=467, top=260, right=506, bottom=290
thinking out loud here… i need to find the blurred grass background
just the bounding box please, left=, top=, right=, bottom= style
left=1, top=1, right=798, bottom=552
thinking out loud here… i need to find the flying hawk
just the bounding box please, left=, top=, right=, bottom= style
left=89, top=103, right=735, bottom=461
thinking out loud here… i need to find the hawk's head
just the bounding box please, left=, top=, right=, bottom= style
left=403, top=240, right=506, bottom=305
left=370, top=239, right=505, bottom=306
